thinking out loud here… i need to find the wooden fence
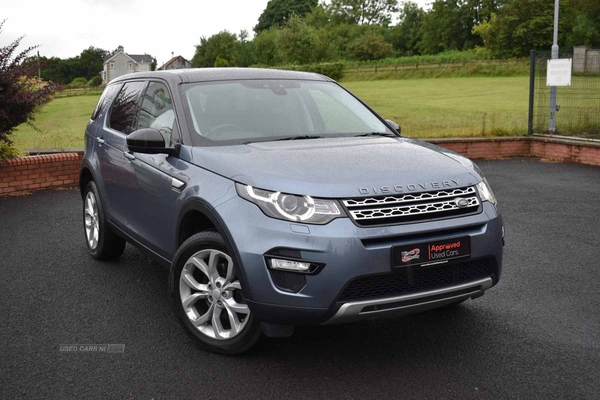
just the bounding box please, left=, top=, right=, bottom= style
left=342, top=58, right=529, bottom=79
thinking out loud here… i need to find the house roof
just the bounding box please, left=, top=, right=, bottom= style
left=157, top=55, right=190, bottom=70
left=129, top=54, right=153, bottom=63
left=103, top=52, right=152, bottom=64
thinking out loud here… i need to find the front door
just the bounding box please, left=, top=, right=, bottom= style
left=121, top=80, right=187, bottom=260
left=97, top=80, right=146, bottom=230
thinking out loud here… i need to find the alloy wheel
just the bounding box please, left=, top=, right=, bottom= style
left=179, top=249, right=250, bottom=340
left=84, top=191, right=100, bottom=250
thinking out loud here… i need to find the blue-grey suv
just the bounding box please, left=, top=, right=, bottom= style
left=80, top=68, right=504, bottom=354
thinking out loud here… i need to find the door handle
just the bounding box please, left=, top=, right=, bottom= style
left=123, top=152, right=136, bottom=161
left=96, top=137, right=105, bottom=145
left=171, top=177, right=185, bottom=191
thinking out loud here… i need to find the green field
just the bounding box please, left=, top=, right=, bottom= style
left=343, top=76, right=529, bottom=137
left=12, top=76, right=529, bottom=149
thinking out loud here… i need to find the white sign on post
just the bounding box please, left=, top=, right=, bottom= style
left=547, top=58, right=572, bottom=86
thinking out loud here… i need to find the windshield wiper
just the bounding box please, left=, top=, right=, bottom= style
left=354, top=132, right=397, bottom=137
left=274, top=135, right=325, bottom=141
left=241, top=135, right=326, bottom=145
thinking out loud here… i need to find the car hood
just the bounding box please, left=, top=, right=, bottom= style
left=190, top=137, right=483, bottom=198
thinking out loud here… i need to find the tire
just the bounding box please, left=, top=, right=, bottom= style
left=83, top=181, right=126, bottom=260
left=169, top=231, right=261, bottom=355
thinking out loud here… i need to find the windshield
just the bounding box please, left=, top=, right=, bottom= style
left=182, top=79, right=390, bottom=145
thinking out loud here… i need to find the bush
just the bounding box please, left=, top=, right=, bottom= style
left=68, top=77, right=88, bottom=88
left=303, top=62, right=345, bottom=81
left=86, top=75, right=102, bottom=87
left=341, top=49, right=494, bottom=68
left=273, top=62, right=345, bottom=81
left=0, top=141, right=26, bottom=159
left=0, top=20, right=58, bottom=159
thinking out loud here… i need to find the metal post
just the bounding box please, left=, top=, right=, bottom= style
left=548, top=0, right=560, bottom=133
left=528, top=51, right=536, bottom=135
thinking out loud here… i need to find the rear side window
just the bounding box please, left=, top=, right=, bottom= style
left=91, top=84, right=119, bottom=120
left=108, top=81, right=145, bottom=134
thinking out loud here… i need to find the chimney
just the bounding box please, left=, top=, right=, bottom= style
left=117, top=45, right=124, bottom=53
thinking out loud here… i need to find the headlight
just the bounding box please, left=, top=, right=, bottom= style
left=476, top=178, right=497, bottom=205
left=236, top=183, right=344, bottom=224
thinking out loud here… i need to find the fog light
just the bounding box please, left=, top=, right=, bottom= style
left=270, top=258, right=311, bottom=272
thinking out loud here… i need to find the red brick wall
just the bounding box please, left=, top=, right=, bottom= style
left=429, top=137, right=600, bottom=167
left=530, top=140, right=600, bottom=167
left=0, top=153, right=82, bottom=195
left=429, top=139, right=530, bottom=160
left=0, top=138, right=599, bottom=195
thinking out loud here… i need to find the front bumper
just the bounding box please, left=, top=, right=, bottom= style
left=216, top=195, right=503, bottom=326
left=323, top=277, right=492, bottom=325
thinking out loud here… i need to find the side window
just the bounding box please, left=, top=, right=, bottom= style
left=91, top=84, right=120, bottom=120
left=108, top=81, right=145, bottom=134
left=137, top=81, right=175, bottom=146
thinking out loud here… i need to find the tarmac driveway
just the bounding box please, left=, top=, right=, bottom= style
left=0, top=158, right=599, bottom=399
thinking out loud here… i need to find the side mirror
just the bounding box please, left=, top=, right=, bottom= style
left=127, top=128, right=175, bottom=155
left=385, top=119, right=401, bottom=135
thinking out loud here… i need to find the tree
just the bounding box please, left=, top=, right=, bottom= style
left=254, top=0, right=318, bottom=33
left=304, top=4, right=331, bottom=28
left=325, top=0, right=399, bottom=26
left=150, top=57, right=157, bottom=71
left=346, top=30, right=393, bottom=60
left=563, top=0, right=600, bottom=48
left=253, top=29, right=282, bottom=65
left=418, top=0, right=498, bottom=54
left=76, top=46, right=108, bottom=80
left=236, top=30, right=257, bottom=67
left=191, top=30, right=257, bottom=68
left=191, top=31, right=239, bottom=67
left=276, top=15, right=321, bottom=64
left=472, top=0, right=565, bottom=57
left=387, top=1, right=425, bottom=56
left=36, top=46, right=107, bottom=84
left=38, top=56, right=70, bottom=84
left=0, top=20, right=58, bottom=158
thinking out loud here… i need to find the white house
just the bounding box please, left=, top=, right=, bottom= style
left=100, top=46, right=153, bottom=84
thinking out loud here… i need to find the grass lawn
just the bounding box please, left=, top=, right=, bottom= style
left=12, top=94, right=100, bottom=149
left=343, top=76, right=529, bottom=138
left=11, top=76, right=530, bottom=149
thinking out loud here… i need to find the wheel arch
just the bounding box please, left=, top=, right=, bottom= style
left=176, top=199, right=251, bottom=298
left=79, top=160, right=96, bottom=199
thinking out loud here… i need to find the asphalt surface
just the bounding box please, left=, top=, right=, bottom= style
left=1, top=158, right=599, bottom=399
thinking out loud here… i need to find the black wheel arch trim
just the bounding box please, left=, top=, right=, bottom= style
left=79, top=159, right=97, bottom=198
left=176, top=198, right=254, bottom=301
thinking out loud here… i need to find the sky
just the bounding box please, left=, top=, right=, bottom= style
left=2, top=0, right=431, bottom=67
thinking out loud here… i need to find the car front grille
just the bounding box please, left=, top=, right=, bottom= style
left=337, top=258, right=494, bottom=302
left=342, top=187, right=481, bottom=226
